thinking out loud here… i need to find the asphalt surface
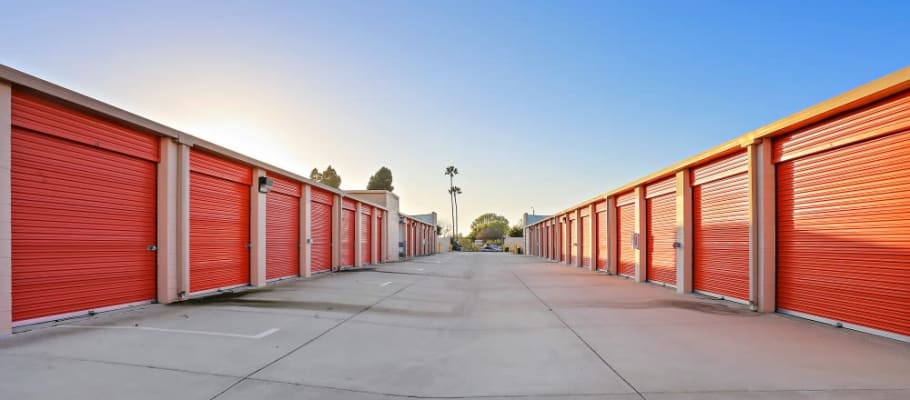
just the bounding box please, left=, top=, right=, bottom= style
left=1, top=252, right=908, bottom=399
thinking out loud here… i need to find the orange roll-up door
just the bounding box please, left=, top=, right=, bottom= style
left=11, top=91, right=158, bottom=323
left=377, top=212, right=384, bottom=262
left=189, top=150, right=252, bottom=293
left=266, top=173, right=300, bottom=280
left=582, top=214, right=592, bottom=267
left=568, top=217, right=577, bottom=264
left=616, top=192, right=636, bottom=277
left=692, top=152, right=749, bottom=301
left=646, top=178, right=677, bottom=286
left=559, top=222, right=565, bottom=262
left=361, top=205, right=372, bottom=264
left=310, top=188, right=334, bottom=273
left=341, top=199, right=356, bottom=267
left=596, top=204, right=608, bottom=271
left=775, top=91, right=910, bottom=338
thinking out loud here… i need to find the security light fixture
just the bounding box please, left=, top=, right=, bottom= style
left=258, top=176, right=274, bottom=193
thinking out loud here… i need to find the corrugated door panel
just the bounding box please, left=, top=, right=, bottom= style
left=582, top=215, right=592, bottom=267
left=569, top=219, right=577, bottom=264
left=11, top=129, right=157, bottom=322
left=378, top=214, right=384, bottom=261
left=266, top=190, right=299, bottom=280
left=647, top=193, right=677, bottom=285
left=311, top=187, right=334, bottom=205
left=774, top=90, right=910, bottom=163
left=189, top=169, right=251, bottom=292
left=559, top=223, right=565, bottom=261
left=617, top=204, right=635, bottom=276
left=342, top=198, right=356, bottom=210
left=12, top=90, right=159, bottom=162
left=190, top=150, right=252, bottom=185
left=267, top=173, right=302, bottom=197
left=777, top=129, right=910, bottom=337
left=410, top=224, right=415, bottom=257
left=310, top=200, right=333, bottom=273
left=266, top=173, right=300, bottom=280
left=646, top=177, right=676, bottom=198
left=616, top=191, right=636, bottom=206
left=691, top=151, right=748, bottom=186
left=597, top=211, right=608, bottom=270
left=361, top=206, right=372, bottom=264
left=693, top=172, right=750, bottom=300
left=341, top=209, right=355, bottom=266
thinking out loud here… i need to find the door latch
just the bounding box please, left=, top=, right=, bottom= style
left=147, top=244, right=158, bottom=251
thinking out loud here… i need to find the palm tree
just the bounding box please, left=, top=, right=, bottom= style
left=450, top=186, right=462, bottom=237
left=445, top=166, right=458, bottom=235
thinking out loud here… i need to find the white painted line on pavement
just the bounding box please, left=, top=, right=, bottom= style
left=380, top=281, right=392, bottom=287
left=58, top=325, right=280, bottom=340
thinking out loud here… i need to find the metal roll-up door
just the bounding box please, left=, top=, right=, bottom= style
left=559, top=221, right=565, bottom=261
left=11, top=91, right=158, bottom=323
left=597, top=205, right=608, bottom=271
left=568, top=217, right=577, bottom=264
left=616, top=192, right=636, bottom=277
left=310, top=188, right=333, bottom=273
left=266, top=173, right=300, bottom=280
left=582, top=214, right=592, bottom=267
left=341, top=199, right=356, bottom=267
left=646, top=178, right=677, bottom=286
left=189, top=150, right=252, bottom=293
left=775, top=91, right=910, bottom=338
left=692, top=152, right=749, bottom=301
left=377, top=212, right=384, bottom=262
left=361, top=205, right=372, bottom=265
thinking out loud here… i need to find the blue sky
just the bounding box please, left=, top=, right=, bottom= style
left=2, top=1, right=908, bottom=234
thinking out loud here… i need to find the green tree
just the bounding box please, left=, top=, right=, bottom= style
left=468, top=213, right=509, bottom=241
left=367, top=166, right=394, bottom=191
left=309, top=168, right=322, bottom=182
left=310, top=165, right=342, bottom=188
left=508, top=225, right=523, bottom=237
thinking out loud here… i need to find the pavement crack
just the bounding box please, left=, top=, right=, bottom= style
left=6, top=353, right=243, bottom=380
left=247, top=377, right=633, bottom=399
left=511, top=271, right=646, bottom=400
left=208, top=276, right=424, bottom=400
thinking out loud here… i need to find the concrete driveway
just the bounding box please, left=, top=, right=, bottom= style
left=1, top=252, right=908, bottom=399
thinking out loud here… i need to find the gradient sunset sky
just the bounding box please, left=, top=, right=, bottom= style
left=2, top=1, right=908, bottom=234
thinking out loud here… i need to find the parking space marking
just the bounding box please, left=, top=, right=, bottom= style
left=58, top=325, right=280, bottom=340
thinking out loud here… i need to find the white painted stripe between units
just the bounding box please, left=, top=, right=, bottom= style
left=59, top=325, right=280, bottom=340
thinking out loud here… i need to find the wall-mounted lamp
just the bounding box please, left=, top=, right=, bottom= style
left=258, top=176, right=274, bottom=193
